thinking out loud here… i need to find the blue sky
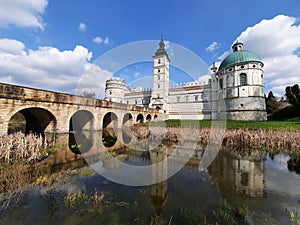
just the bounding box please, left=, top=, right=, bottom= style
left=0, top=0, right=300, bottom=97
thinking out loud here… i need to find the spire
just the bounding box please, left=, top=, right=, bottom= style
left=159, top=36, right=165, bottom=50
left=154, top=37, right=169, bottom=60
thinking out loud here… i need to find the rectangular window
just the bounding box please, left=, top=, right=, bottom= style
left=195, top=95, right=198, bottom=101
left=177, top=96, right=180, bottom=102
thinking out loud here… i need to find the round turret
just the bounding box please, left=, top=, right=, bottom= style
left=216, top=42, right=267, bottom=121
left=104, top=78, right=127, bottom=103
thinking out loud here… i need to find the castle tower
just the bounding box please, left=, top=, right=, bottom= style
left=150, top=38, right=170, bottom=112
left=104, top=78, right=127, bottom=103
left=216, top=41, right=267, bottom=120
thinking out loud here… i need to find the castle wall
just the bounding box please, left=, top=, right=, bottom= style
left=124, top=90, right=152, bottom=107
left=168, top=85, right=212, bottom=120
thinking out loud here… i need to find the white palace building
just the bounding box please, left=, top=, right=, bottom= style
left=104, top=39, right=267, bottom=121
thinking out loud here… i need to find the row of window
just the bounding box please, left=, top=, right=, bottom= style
left=219, top=73, right=248, bottom=89
left=176, top=95, right=208, bottom=102
left=219, top=64, right=261, bottom=75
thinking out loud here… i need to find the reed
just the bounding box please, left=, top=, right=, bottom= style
left=0, top=132, right=48, bottom=163
left=132, top=125, right=300, bottom=151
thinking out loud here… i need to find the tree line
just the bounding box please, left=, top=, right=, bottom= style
left=266, top=84, right=300, bottom=120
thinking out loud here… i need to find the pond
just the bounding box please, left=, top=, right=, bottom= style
left=0, top=129, right=300, bottom=225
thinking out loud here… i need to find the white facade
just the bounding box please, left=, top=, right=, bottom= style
left=104, top=40, right=267, bottom=121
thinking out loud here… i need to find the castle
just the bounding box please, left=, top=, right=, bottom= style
left=105, top=39, right=267, bottom=121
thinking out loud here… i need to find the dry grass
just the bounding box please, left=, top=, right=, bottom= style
left=0, top=132, right=48, bottom=163
left=132, top=125, right=300, bottom=151
left=0, top=132, right=50, bottom=211
left=0, top=161, right=31, bottom=210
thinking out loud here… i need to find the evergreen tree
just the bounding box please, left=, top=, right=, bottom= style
left=285, top=84, right=300, bottom=107
left=266, top=91, right=279, bottom=114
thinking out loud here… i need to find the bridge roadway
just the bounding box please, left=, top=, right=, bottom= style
left=0, top=83, right=165, bottom=136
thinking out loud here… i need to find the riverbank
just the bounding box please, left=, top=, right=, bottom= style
left=131, top=125, right=300, bottom=152
left=151, top=118, right=300, bottom=130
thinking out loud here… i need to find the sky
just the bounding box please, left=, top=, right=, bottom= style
left=0, top=0, right=300, bottom=97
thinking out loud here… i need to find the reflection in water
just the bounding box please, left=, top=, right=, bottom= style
left=102, top=128, right=117, bottom=147
left=4, top=127, right=300, bottom=224
left=3, top=128, right=300, bottom=225
left=288, top=153, right=300, bottom=174
left=208, top=150, right=266, bottom=198
left=122, top=126, right=132, bottom=144
left=150, top=146, right=168, bottom=216
left=68, top=130, right=94, bottom=154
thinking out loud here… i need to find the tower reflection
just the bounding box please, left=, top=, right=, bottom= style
left=150, top=145, right=168, bottom=216
left=208, top=150, right=266, bottom=198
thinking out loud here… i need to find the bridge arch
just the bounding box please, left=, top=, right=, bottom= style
left=69, top=110, right=95, bottom=132
left=8, top=107, right=57, bottom=136
left=68, top=110, right=95, bottom=154
left=136, top=113, right=144, bottom=123
left=102, top=112, right=118, bottom=148
left=122, top=113, right=133, bottom=126
left=146, top=114, right=152, bottom=122
left=103, top=112, right=118, bottom=129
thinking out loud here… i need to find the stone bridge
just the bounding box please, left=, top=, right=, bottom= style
left=0, top=83, right=166, bottom=136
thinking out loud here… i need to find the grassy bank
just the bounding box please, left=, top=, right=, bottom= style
left=150, top=117, right=300, bottom=130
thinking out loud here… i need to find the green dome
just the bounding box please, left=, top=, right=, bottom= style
left=219, top=50, right=261, bottom=71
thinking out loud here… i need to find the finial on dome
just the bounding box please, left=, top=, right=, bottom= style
left=232, top=40, right=243, bottom=52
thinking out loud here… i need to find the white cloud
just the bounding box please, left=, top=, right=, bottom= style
left=79, top=22, right=86, bottom=32
left=216, top=15, right=300, bottom=96
left=198, top=74, right=211, bottom=84
left=134, top=72, right=140, bottom=77
left=206, top=41, right=219, bottom=52
left=164, top=40, right=175, bottom=57
left=93, top=36, right=110, bottom=45
left=0, top=38, right=112, bottom=95
left=103, top=37, right=110, bottom=44
left=76, top=64, right=112, bottom=98
left=0, top=0, right=48, bottom=29
left=93, top=36, right=103, bottom=44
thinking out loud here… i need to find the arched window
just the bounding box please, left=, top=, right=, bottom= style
left=158, top=59, right=161, bottom=64
left=240, top=73, right=247, bottom=86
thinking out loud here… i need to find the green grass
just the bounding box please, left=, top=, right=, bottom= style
left=150, top=117, right=300, bottom=130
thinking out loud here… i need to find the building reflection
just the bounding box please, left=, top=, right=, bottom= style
left=149, top=145, right=168, bottom=216
left=208, top=150, right=266, bottom=198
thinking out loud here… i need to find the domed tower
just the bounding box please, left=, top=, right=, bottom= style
left=216, top=41, right=267, bottom=121
left=104, top=78, right=127, bottom=103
